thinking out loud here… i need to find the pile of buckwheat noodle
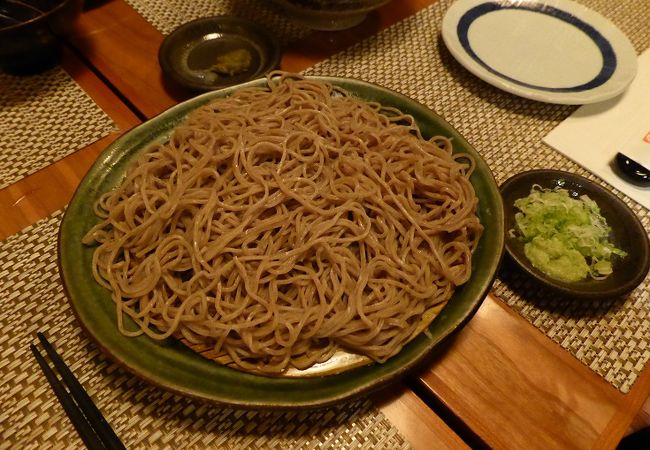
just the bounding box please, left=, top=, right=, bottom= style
left=83, top=72, right=483, bottom=375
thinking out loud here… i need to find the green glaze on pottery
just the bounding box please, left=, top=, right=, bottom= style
left=59, top=76, right=505, bottom=409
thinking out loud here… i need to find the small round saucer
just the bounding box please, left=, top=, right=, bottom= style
left=500, top=170, right=649, bottom=299
left=159, top=16, right=281, bottom=91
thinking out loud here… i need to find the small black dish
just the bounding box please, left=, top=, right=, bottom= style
left=158, top=16, right=281, bottom=92
left=500, top=169, right=650, bottom=299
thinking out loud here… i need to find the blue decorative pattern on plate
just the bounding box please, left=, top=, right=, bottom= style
left=442, top=0, right=638, bottom=104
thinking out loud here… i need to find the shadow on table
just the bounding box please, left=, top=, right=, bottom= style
left=83, top=0, right=111, bottom=11
left=404, top=332, right=491, bottom=450
left=617, top=427, right=650, bottom=450
left=496, top=255, right=629, bottom=319
left=0, top=67, right=66, bottom=106
left=88, top=347, right=403, bottom=448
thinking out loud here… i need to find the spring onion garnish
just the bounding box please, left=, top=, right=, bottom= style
left=510, top=185, right=626, bottom=282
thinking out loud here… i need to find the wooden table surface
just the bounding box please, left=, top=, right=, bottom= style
left=2, top=0, right=649, bottom=449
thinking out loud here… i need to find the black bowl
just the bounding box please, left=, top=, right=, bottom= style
left=0, top=0, right=84, bottom=74
left=500, top=169, right=650, bottom=299
left=269, top=0, right=391, bottom=31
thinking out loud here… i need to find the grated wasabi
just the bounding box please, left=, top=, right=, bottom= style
left=510, top=185, right=626, bottom=282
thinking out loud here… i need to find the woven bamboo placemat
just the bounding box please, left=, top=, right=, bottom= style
left=0, top=67, right=116, bottom=190
left=123, top=0, right=309, bottom=43
left=0, top=211, right=411, bottom=449
left=304, top=0, right=650, bottom=393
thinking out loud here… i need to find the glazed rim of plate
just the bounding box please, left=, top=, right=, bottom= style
left=441, top=0, right=638, bottom=104
left=59, top=75, right=505, bottom=408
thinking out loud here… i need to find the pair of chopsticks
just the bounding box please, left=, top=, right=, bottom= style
left=30, top=332, right=126, bottom=450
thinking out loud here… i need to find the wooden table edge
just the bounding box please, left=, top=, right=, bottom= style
left=373, top=384, right=470, bottom=450
left=410, top=291, right=650, bottom=449
left=0, top=47, right=140, bottom=240
left=488, top=294, right=650, bottom=448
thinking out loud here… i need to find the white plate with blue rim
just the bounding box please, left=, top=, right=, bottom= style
left=441, top=0, right=638, bottom=104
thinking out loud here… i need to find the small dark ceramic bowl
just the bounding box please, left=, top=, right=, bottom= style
left=0, top=0, right=84, bottom=74
left=501, top=169, right=650, bottom=299
left=159, top=16, right=281, bottom=92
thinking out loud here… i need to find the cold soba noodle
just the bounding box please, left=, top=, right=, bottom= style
left=83, top=73, right=483, bottom=374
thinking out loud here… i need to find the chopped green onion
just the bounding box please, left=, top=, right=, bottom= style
left=511, top=185, right=626, bottom=282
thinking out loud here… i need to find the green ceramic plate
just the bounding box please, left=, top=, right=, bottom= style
left=59, top=76, right=505, bottom=409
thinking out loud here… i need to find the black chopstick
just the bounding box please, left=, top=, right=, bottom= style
left=31, top=332, right=126, bottom=450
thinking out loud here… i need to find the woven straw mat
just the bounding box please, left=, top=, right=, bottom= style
left=123, top=0, right=309, bottom=43
left=302, top=0, right=650, bottom=394
left=0, top=67, right=116, bottom=190
left=0, top=211, right=411, bottom=449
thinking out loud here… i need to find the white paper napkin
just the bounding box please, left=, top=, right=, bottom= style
left=543, top=48, right=650, bottom=210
